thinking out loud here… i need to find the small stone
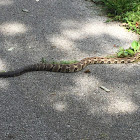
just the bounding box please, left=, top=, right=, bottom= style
left=8, top=47, right=15, bottom=51
left=22, top=9, right=29, bottom=13
left=100, top=86, right=110, bottom=92
left=67, top=125, right=70, bottom=128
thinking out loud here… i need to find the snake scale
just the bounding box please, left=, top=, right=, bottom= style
left=0, top=53, right=139, bottom=78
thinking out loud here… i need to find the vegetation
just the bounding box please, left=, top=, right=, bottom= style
left=41, top=41, right=140, bottom=63
left=41, top=58, right=79, bottom=64
left=117, top=40, right=140, bottom=57
left=93, top=0, right=140, bottom=35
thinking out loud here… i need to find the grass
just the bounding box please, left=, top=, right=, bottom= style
left=51, top=60, right=79, bottom=64
left=41, top=58, right=79, bottom=64
left=92, top=0, right=140, bottom=35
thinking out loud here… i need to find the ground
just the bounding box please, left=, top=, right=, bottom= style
left=0, top=0, right=140, bottom=140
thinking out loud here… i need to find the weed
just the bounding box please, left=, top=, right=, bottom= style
left=41, top=58, right=79, bottom=64
left=117, top=40, right=140, bottom=57
left=93, top=0, right=140, bottom=34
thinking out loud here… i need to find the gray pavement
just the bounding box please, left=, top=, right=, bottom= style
left=0, top=0, right=140, bottom=139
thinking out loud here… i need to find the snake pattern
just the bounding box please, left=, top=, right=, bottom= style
left=0, top=53, right=140, bottom=78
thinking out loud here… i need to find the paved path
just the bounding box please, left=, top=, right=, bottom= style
left=0, top=0, right=139, bottom=139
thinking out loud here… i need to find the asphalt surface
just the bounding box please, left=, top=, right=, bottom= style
left=0, top=0, right=140, bottom=140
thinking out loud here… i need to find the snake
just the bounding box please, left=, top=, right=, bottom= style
left=0, top=52, right=139, bottom=78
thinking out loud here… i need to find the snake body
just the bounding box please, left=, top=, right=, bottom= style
left=0, top=53, right=139, bottom=78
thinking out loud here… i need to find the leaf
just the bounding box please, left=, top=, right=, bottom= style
left=137, top=42, right=140, bottom=51
left=124, top=51, right=128, bottom=56
left=126, top=49, right=134, bottom=56
left=135, top=45, right=140, bottom=51
left=138, top=41, right=140, bottom=46
left=123, top=17, right=128, bottom=22
left=117, top=51, right=124, bottom=57
left=131, top=41, right=138, bottom=49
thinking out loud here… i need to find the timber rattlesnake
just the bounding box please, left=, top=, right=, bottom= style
left=0, top=53, right=140, bottom=78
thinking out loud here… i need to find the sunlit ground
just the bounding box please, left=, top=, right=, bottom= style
left=107, top=98, right=139, bottom=114
left=50, top=19, right=135, bottom=55
left=73, top=75, right=99, bottom=97
left=50, top=74, right=139, bottom=114
left=61, top=19, right=133, bottom=41
left=0, top=22, right=27, bottom=35
left=53, top=101, right=67, bottom=112
left=0, top=21, right=28, bottom=89
left=0, top=80, right=9, bottom=89
left=50, top=36, right=74, bottom=51
left=0, top=0, right=13, bottom=6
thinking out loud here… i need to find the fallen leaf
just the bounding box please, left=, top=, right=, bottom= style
left=113, top=44, right=119, bottom=47
left=84, top=69, right=91, bottom=73
left=136, top=22, right=139, bottom=28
